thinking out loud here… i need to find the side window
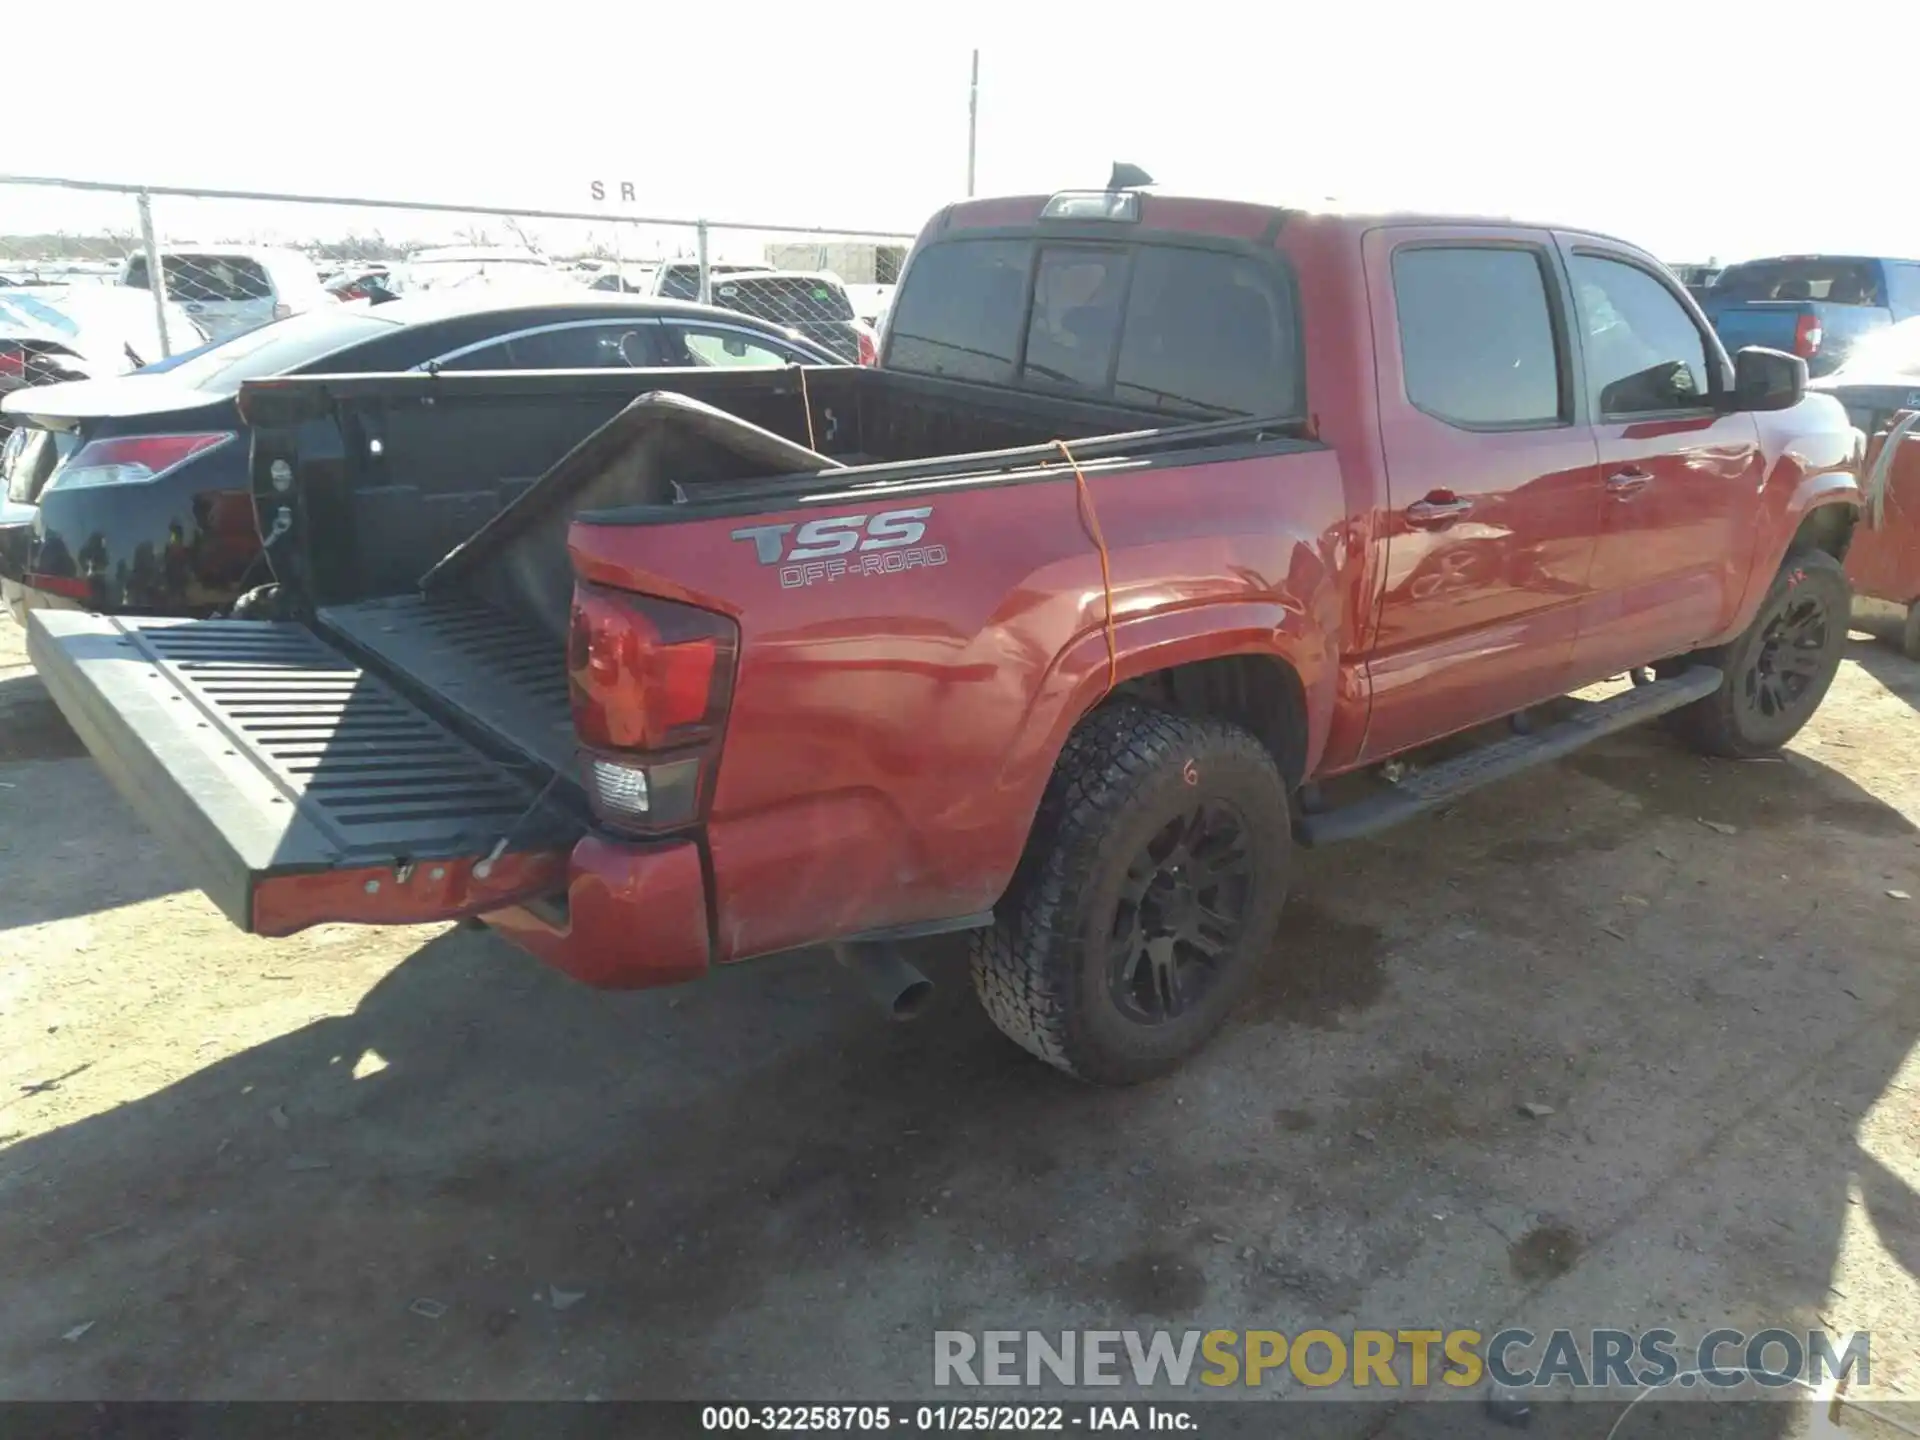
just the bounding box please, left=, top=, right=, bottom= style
left=1393, top=247, right=1564, bottom=427
left=508, top=324, right=657, bottom=368
left=432, top=339, right=512, bottom=371
left=666, top=324, right=799, bottom=368
left=165, top=256, right=273, bottom=303
left=656, top=266, right=697, bottom=300
left=435, top=323, right=660, bottom=371
left=1569, top=254, right=1712, bottom=416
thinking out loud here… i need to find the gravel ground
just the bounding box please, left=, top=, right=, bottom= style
left=1, top=609, right=1916, bottom=1434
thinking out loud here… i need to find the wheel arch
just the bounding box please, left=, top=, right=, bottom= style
left=1789, top=497, right=1858, bottom=563
left=1110, top=652, right=1311, bottom=790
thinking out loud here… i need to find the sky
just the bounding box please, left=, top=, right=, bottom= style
left=6, top=0, right=1918, bottom=266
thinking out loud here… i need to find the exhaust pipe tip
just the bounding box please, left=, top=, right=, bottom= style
left=889, top=974, right=935, bottom=1022
left=833, top=941, right=934, bottom=1023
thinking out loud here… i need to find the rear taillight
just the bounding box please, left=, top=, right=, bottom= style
left=567, top=583, right=737, bottom=834
left=1793, top=314, right=1823, bottom=359
left=855, top=322, right=878, bottom=367
left=47, top=432, right=234, bottom=492
left=0, top=344, right=23, bottom=380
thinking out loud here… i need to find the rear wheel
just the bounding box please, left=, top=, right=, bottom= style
left=970, top=703, right=1291, bottom=1085
left=1902, top=601, right=1920, bottom=662
left=1669, top=550, right=1850, bottom=757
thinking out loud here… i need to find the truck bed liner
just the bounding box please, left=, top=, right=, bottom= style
left=316, top=595, right=576, bottom=779
left=26, top=610, right=579, bottom=933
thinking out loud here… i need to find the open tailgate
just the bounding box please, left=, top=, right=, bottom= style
left=26, top=611, right=580, bottom=936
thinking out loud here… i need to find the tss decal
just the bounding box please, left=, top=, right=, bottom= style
left=731, top=507, right=947, bottom=588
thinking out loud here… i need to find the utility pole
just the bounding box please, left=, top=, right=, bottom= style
left=966, top=49, right=979, bottom=197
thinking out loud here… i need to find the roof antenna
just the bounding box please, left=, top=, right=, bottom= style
left=1108, top=162, right=1155, bottom=191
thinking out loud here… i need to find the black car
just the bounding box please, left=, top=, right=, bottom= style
left=0, top=292, right=839, bottom=621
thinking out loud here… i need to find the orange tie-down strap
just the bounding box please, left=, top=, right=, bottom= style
left=1053, top=438, right=1117, bottom=696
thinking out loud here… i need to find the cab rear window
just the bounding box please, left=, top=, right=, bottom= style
left=1710, top=259, right=1884, bottom=306
left=884, top=237, right=1302, bottom=418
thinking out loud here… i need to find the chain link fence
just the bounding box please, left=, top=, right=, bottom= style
left=0, top=176, right=914, bottom=370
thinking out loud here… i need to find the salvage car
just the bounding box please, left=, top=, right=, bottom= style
left=0, top=293, right=841, bottom=620
left=0, top=286, right=205, bottom=434
left=28, top=186, right=1861, bottom=1084
left=121, top=247, right=332, bottom=339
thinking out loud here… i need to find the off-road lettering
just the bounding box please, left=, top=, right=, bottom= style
left=730, top=522, right=795, bottom=565
left=735, top=508, right=936, bottom=566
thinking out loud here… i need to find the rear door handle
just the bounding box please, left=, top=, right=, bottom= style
left=1405, top=495, right=1474, bottom=527
left=1606, top=468, right=1653, bottom=496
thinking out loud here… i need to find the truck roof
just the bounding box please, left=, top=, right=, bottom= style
left=937, top=191, right=1645, bottom=253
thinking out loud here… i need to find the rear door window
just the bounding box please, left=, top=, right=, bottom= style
left=654, top=264, right=701, bottom=300
left=435, top=322, right=662, bottom=371
left=1393, top=246, right=1564, bottom=427
left=887, top=237, right=1301, bottom=417
left=164, top=255, right=276, bottom=303
left=714, top=275, right=855, bottom=325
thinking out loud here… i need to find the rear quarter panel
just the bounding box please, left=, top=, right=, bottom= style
left=570, top=443, right=1355, bottom=963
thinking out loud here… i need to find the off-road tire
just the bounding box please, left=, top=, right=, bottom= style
left=1902, top=601, right=1920, bottom=662
left=970, top=703, right=1292, bottom=1085
left=1668, top=549, right=1850, bottom=758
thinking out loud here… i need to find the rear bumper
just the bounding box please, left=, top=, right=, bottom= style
left=27, top=605, right=714, bottom=993
left=483, top=835, right=712, bottom=990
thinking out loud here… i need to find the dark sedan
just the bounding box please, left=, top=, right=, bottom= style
left=0, top=292, right=839, bottom=622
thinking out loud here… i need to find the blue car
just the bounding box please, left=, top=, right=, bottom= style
left=1699, top=254, right=1920, bottom=377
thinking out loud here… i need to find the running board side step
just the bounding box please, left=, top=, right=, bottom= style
left=1298, top=666, right=1724, bottom=847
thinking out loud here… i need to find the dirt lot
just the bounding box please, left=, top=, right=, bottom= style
left=1, top=608, right=1916, bottom=1432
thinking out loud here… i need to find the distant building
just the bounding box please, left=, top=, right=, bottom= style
left=764, top=241, right=906, bottom=285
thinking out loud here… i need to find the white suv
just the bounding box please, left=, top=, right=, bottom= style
left=120, top=247, right=330, bottom=340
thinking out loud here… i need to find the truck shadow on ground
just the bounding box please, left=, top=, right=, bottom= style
left=1, top=733, right=1915, bottom=1432
left=0, top=669, right=87, bottom=764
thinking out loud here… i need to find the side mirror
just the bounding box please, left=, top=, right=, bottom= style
left=1731, top=346, right=1806, bottom=412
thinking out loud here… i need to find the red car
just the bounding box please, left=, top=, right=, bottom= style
left=31, top=186, right=1860, bottom=1083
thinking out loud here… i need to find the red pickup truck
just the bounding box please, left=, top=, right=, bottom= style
left=29, top=188, right=1862, bottom=1083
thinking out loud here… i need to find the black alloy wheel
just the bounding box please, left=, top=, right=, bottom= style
left=1107, top=801, right=1252, bottom=1025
